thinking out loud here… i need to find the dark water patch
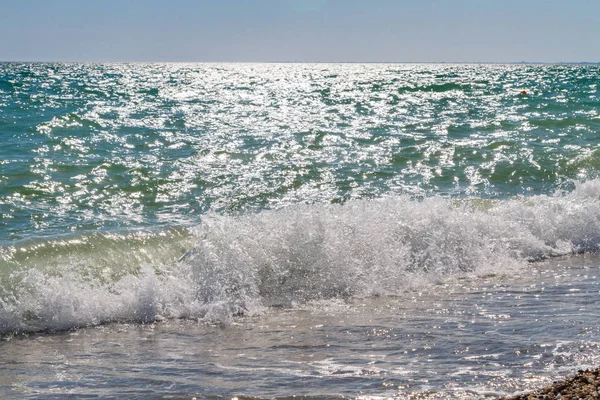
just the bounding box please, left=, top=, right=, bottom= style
left=0, top=79, right=15, bottom=92
left=528, top=115, right=596, bottom=129
left=398, top=82, right=466, bottom=94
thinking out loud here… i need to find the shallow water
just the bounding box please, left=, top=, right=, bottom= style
left=2, top=254, right=599, bottom=399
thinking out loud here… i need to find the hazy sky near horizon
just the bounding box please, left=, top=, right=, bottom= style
left=1, top=0, right=598, bottom=63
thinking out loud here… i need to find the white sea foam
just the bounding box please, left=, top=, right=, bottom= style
left=2, top=180, right=600, bottom=334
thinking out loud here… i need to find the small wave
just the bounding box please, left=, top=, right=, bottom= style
left=35, top=112, right=103, bottom=135
left=529, top=115, right=597, bottom=129
left=564, top=149, right=600, bottom=180
left=3, top=180, right=600, bottom=334
left=0, top=79, right=15, bottom=92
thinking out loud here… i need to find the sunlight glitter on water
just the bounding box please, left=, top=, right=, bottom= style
left=2, top=63, right=599, bottom=240
left=1, top=255, right=599, bottom=399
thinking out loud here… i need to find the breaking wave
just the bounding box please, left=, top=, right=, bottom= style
left=3, top=180, right=600, bottom=334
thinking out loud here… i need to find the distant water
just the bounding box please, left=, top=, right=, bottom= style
left=1, top=63, right=600, bottom=399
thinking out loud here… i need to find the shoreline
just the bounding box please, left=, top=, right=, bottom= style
left=502, top=368, right=600, bottom=399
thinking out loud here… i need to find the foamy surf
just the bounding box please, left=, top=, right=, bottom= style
left=2, top=180, right=600, bottom=335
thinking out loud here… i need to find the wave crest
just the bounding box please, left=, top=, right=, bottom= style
left=3, top=180, right=600, bottom=334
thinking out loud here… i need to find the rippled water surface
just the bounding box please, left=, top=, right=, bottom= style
left=1, top=63, right=600, bottom=398
left=1, top=63, right=599, bottom=241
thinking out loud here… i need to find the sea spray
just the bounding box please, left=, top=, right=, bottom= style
left=3, top=181, right=600, bottom=334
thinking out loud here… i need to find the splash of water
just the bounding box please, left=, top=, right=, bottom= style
left=2, top=180, right=600, bottom=334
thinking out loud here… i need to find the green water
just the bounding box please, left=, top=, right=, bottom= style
left=1, top=63, right=599, bottom=244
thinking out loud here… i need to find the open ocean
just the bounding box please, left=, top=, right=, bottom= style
left=1, top=62, right=600, bottom=399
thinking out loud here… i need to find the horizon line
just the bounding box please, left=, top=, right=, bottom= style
left=1, top=60, right=599, bottom=65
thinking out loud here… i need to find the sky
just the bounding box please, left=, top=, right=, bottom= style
left=1, top=0, right=599, bottom=63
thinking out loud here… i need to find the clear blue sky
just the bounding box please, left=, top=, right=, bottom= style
left=1, top=0, right=598, bottom=62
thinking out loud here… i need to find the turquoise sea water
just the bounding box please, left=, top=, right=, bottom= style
left=1, top=63, right=600, bottom=398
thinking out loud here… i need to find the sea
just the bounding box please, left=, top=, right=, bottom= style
left=1, top=62, right=600, bottom=399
